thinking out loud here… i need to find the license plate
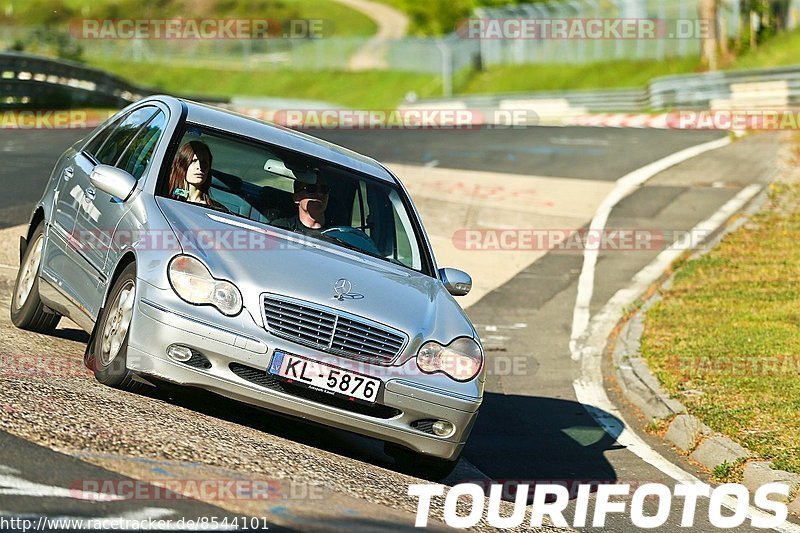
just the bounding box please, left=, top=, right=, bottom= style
left=268, top=351, right=381, bottom=404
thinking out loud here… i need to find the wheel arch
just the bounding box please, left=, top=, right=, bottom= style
left=22, top=206, right=46, bottom=262
left=103, top=252, right=137, bottom=309
left=85, top=252, right=137, bottom=369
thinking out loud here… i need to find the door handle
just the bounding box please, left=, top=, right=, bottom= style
left=63, top=166, right=74, bottom=181
left=84, top=187, right=96, bottom=201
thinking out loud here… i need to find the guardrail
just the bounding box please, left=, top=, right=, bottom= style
left=649, top=65, right=800, bottom=109
left=411, top=87, right=649, bottom=114
left=0, top=52, right=230, bottom=109
left=0, top=52, right=155, bottom=108
left=408, top=64, right=800, bottom=116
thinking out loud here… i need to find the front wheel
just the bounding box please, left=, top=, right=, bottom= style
left=92, top=262, right=142, bottom=392
left=11, top=222, right=61, bottom=333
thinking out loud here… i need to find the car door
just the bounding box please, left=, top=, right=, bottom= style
left=68, top=106, right=160, bottom=318
left=40, top=112, right=128, bottom=318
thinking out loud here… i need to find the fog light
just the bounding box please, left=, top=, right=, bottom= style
left=432, top=420, right=455, bottom=437
left=166, top=344, right=193, bottom=362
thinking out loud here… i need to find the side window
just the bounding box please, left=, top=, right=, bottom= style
left=84, top=113, right=127, bottom=157
left=116, top=110, right=167, bottom=181
left=94, top=107, right=158, bottom=166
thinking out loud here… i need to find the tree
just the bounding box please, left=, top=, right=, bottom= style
left=699, top=0, right=719, bottom=70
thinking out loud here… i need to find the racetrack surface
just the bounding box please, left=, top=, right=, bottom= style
left=0, top=126, right=794, bottom=531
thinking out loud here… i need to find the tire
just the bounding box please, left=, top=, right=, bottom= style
left=10, top=222, right=61, bottom=333
left=384, top=442, right=460, bottom=481
left=91, top=262, right=143, bottom=392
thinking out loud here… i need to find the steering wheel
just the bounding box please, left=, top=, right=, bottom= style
left=321, top=226, right=381, bottom=256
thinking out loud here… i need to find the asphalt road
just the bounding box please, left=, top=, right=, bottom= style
left=308, top=127, right=724, bottom=179
left=0, top=431, right=269, bottom=530
left=0, top=126, right=792, bottom=531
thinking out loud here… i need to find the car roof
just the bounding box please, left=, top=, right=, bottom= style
left=143, top=95, right=397, bottom=184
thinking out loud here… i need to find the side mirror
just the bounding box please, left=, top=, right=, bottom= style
left=89, top=164, right=136, bottom=201
left=440, top=267, right=472, bottom=296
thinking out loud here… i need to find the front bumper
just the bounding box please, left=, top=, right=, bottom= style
left=126, top=280, right=482, bottom=461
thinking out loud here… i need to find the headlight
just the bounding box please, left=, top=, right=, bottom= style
left=168, top=255, right=243, bottom=316
left=416, top=337, right=483, bottom=381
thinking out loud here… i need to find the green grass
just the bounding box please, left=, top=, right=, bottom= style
left=5, top=0, right=377, bottom=37
left=729, top=27, right=800, bottom=70
left=457, top=57, right=702, bottom=94
left=88, top=59, right=440, bottom=109
left=640, top=159, right=800, bottom=475
left=455, top=26, right=800, bottom=95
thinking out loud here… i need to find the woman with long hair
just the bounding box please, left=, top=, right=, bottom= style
left=168, top=141, right=225, bottom=210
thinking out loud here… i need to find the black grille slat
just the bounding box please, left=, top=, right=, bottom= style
left=229, top=363, right=402, bottom=419
left=411, top=419, right=436, bottom=434
left=184, top=351, right=212, bottom=370
left=334, top=323, right=403, bottom=349
left=262, top=295, right=407, bottom=365
left=332, top=329, right=400, bottom=353
left=264, top=302, right=336, bottom=324
left=265, top=310, right=335, bottom=329
left=329, top=342, right=393, bottom=360
left=326, top=350, right=389, bottom=364
left=264, top=313, right=333, bottom=339
left=337, top=318, right=403, bottom=342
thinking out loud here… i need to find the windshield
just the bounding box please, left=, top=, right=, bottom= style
left=159, top=124, right=429, bottom=273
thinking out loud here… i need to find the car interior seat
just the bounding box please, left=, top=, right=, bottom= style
left=255, top=185, right=295, bottom=224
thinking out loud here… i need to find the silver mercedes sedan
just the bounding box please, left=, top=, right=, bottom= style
left=11, top=95, right=484, bottom=477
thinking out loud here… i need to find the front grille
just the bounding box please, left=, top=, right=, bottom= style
left=262, top=294, right=406, bottom=364
left=229, top=363, right=402, bottom=419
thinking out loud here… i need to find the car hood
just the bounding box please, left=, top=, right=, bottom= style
left=155, top=198, right=475, bottom=344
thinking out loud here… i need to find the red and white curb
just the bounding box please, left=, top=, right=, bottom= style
left=565, top=113, right=673, bottom=129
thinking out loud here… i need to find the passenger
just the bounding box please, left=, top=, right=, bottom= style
left=168, top=141, right=227, bottom=211
left=272, top=174, right=330, bottom=233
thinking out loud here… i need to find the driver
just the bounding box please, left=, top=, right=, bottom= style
left=272, top=174, right=329, bottom=234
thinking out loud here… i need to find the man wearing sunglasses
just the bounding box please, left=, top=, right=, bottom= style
left=272, top=174, right=330, bottom=234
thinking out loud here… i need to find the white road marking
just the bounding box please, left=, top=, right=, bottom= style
left=0, top=465, right=124, bottom=501
left=569, top=136, right=732, bottom=360
left=549, top=137, right=611, bottom=146
left=0, top=264, right=17, bottom=271
left=92, top=507, right=175, bottom=521
left=573, top=186, right=800, bottom=531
